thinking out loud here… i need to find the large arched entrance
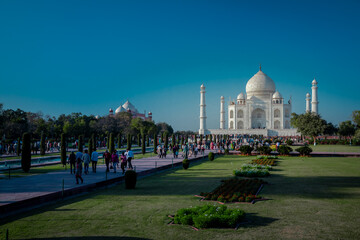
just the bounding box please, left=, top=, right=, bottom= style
left=251, top=108, right=266, bottom=129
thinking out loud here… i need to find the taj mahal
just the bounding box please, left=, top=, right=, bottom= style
left=199, top=66, right=319, bottom=137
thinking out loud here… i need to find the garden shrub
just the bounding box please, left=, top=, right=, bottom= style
left=125, top=170, right=137, bottom=189
left=21, top=132, right=31, bottom=173
left=224, top=149, right=229, bottom=155
left=257, top=146, right=272, bottom=155
left=296, top=146, right=313, bottom=156
left=278, top=145, right=293, bottom=155
left=208, top=152, right=214, bottom=161
left=173, top=205, right=245, bottom=229
left=182, top=159, right=189, bottom=169
left=61, top=133, right=67, bottom=166
left=286, top=139, right=293, bottom=146
left=239, top=145, right=253, bottom=155
left=233, top=165, right=270, bottom=177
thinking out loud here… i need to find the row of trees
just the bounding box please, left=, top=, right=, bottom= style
left=290, top=110, right=360, bottom=142
left=0, top=103, right=176, bottom=143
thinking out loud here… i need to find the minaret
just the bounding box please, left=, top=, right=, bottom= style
left=311, top=78, right=318, bottom=114
left=199, top=84, right=207, bottom=135
left=220, top=96, right=225, bottom=129
left=306, top=93, right=311, bottom=113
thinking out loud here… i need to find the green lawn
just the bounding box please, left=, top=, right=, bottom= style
left=309, top=144, right=360, bottom=153
left=1, top=155, right=360, bottom=239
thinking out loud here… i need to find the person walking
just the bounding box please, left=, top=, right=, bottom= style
left=120, top=151, right=127, bottom=174
left=103, top=150, right=111, bottom=172
left=82, top=150, right=91, bottom=175
left=91, top=149, right=99, bottom=173
left=125, top=149, right=134, bottom=169
left=111, top=150, right=119, bottom=173
left=69, top=151, right=76, bottom=174
left=75, top=158, right=83, bottom=184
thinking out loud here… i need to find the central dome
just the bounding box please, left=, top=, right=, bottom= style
left=245, top=69, right=276, bottom=96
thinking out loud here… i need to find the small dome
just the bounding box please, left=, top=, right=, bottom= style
left=200, top=84, right=205, bottom=89
left=220, top=96, right=224, bottom=99
left=237, top=92, right=245, bottom=100
left=312, top=78, right=317, bottom=85
left=148, top=112, right=152, bottom=115
left=306, top=93, right=310, bottom=97
left=246, top=69, right=276, bottom=96
left=272, top=91, right=282, bottom=99
left=109, top=108, right=113, bottom=112
left=115, top=106, right=126, bottom=114
left=122, top=100, right=138, bottom=113
left=95, top=115, right=100, bottom=119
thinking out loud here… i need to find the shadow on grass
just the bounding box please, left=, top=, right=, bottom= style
left=242, top=213, right=279, bottom=228
left=26, top=237, right=151, bottom=240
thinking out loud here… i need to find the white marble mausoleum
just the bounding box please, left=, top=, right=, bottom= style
left=199, top=66, right=318, bottom=137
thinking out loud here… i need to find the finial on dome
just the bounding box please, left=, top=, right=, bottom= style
left=259, top=64, right=262, bottom=71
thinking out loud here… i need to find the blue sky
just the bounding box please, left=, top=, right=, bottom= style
left=1, top=0, right=359, bottom=131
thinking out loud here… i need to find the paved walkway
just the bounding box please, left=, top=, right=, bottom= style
left=0, top=150, right=214, bottom=208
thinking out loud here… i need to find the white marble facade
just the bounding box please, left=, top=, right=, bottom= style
left=199, top=67, right=303, bottom=137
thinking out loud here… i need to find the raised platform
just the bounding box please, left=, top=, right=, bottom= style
left=207, top=128, right=300, bottom=137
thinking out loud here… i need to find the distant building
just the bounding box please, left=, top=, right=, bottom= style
left=108, top=100, right=152, bottom=121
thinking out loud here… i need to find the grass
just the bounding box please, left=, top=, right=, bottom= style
left=309, top=144, right=360, bottom=153
left=0, top=164, right=66, bottom=179
left=1, top=155, right=360, bottom=239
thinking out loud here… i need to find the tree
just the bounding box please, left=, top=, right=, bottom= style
left=160, top=132, right=164, bottom=143
left=210, top=134, right=213, bottom=142
left=338, top=121, right=356, bottom=138
left=92, top=133, right=96, bottom=151
left=291, top=112, right=326, bottom=144
left=153, top=133, right=158, bottom=154
left=352, top=110, right=360, bottom=128
left=172, top=134, right=176, bottom=146
left=21, top=132, right=31, bottom=173
left=156, top=122, right=174, bottom=134
left=40, top=132, right=46, bottom=155
left=109, top=133, right=115, bottom=153
left=137, top=133, right=141, bottom=147
left=61, top=133, right=67, bottom=166
left=117, top=133, right=122, bottom=149
left=164, top=132, right=168, bottom=149
left=17, top=137, right=21, bottom=156
left=324, top=122, right=338, bottom=135
left=88, top=137, right=93, bottom=157
left=200, top=135, right=203, bottom=144
left=194, top=134, right=197, bottom=144
left=78, top=135, right=84, bottom=152
left=141, top=133, right=146, bottom=154
left=127, top=134, right=132, bottom=150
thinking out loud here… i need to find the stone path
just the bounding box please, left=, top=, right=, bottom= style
left=0, top=150, right=214, bottom=208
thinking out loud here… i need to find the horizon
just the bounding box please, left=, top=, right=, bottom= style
left=1, top=0, right=359, bottom=131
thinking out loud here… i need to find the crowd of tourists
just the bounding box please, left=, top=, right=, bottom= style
left=69, top=148, right=135, bottom=184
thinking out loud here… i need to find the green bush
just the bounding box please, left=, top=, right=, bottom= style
left=153, top=133, right=157, bottom=154
left=182, top=159, right=189, bottom=169
left=257, top=146, right=272, bottom=155
left=224, top=149, right=229, bottom=155
left=239, top=145, right=253, bottom=155
left=127, top=134, right=131, bottom=150
left=173, top=205, right=245, bottom=229
left=286, top=139, right=293, bottom=146
left=78, top=135, right=84, bottom=152
left=296, top=146, right=313, bottom=156
left=61, top=133, right=67, bottom=166
left=40, top=132, right=45, bottom=155
left=208, top=152, right=214, bottom=161
left=141, top=134, right=146, bottom=154
left=278, top=145, right=293, bottom=155
left=21, top=132, right=31, bottom=173
left=109, top=133, right=115, bottom=154
left=125, top=170, right=137, bottom=189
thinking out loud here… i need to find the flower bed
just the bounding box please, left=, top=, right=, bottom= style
left=252, top=158, right=277, bottom=166
left=172, top=205, right=245, bottom=229
left=199, top=178, right=266, bottom=203
left=233, top=164, right=270, bottom=177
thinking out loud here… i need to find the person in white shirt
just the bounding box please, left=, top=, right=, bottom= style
left=125, top=149, right=134, bottom=169
left=91, top=150, right=99, bottom=173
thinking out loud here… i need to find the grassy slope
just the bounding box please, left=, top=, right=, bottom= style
left=1, top=156, right=359, bottom=239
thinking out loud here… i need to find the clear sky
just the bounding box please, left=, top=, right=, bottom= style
left=1, top=0, right=359, bottom=131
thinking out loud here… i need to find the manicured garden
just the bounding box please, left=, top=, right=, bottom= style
left=1, top=155, right=360, bottom=239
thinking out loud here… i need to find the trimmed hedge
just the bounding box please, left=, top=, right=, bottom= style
left=208, top=152, right=214, bottom=161
left=278, top=145, right=293, bottom=155
left=125, top=170, right=137, bottom=189
left=173, top=205, right=245, bottom=229
left=21, top=132, right=31, bottom=173
left=296, top=146, right=313, bottom=156
left=257, top=146, right=272, bottom=155
left=239, top=145, right=253, bottom=155
left=182, top=159, right=189, bottom=169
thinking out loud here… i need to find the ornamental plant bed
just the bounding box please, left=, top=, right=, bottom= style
left=198, top=178, right=267, bottom=204
left=252, top=158, right=277, bottom=166
left=169, top=205, right=246, bottom=229
left=233, top=164, right=271, bottom=177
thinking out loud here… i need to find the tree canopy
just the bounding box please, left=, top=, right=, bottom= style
left=290, top=112, right=326, bottom=140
